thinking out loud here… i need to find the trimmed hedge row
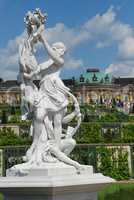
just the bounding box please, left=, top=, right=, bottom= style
left=75, top=122, right=134, bottom=144
left=1, top=122, right=134, bottom=145
left=0, top=128, right=32, bottom=146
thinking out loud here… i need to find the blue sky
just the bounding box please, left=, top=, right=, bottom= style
left=0, top=0, right=134, bottom=80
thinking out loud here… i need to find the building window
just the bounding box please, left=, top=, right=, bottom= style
left=105, top=74, right=109, bottom=83
left=100, top=78, right=104, bottom=83
left=80, top=74, right=85, bottom=82
left=92, top=73, right=98, bottom=81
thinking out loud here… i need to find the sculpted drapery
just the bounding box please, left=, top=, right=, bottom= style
left=12, top=8, right=83, bottom=175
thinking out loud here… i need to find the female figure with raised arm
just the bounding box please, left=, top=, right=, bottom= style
left=17, top=8, right=83, bottom=173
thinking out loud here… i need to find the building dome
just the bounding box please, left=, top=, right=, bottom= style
left=78, top=68, right=112, bottom=84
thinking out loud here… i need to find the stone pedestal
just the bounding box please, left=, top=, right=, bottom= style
left=6, top=162, right=94, bottom=177
left=0, top=167, right=115, bottom=200
left=4, top=190, right=97, bottom=200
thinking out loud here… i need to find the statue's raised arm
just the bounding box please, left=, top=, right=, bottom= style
left=24, top=8, right=47, bottom=44
left=40, top=32, right=65, bottom=66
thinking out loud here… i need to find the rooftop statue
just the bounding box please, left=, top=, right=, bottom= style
left=7, top=8, right=83, bottom=176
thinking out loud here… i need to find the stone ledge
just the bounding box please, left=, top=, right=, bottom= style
left=0, top=173, right=115, bottom=200
left=6, top=163, right=94, bottom=177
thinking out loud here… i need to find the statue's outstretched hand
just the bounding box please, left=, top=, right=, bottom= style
left=23, top=66, right=40, bottom=79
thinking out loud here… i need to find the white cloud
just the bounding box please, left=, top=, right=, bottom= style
left=0, top=32, right=26, bottom=79
left=84, top=6, right=116, bottom=34
left=46, top=7, right=134, bottom=77
left=1, top=6, right=134, bottom=79
left=106, top=62, right=134, bottom=77
left=0, top=23, right=87, bottom=80
left=118, top=37, right=134, bottom=59
left=64, top=54, right=83, bottom=69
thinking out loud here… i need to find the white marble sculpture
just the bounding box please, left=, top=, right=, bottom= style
left=7, top=8, right=84, bottom=176
left=1, top=9, right=115, bottom=200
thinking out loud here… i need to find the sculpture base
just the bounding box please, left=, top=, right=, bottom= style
left=6, top=162, right=93, bottom=177
left=0, top=172, right=115, bottom=200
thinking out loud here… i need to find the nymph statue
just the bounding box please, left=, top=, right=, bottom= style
left=0, top=9, right=114, bottom=200
left=7, top=8, right=83, bottom=176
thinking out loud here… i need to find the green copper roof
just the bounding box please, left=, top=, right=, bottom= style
left=77, top=69, right=112, bottom=84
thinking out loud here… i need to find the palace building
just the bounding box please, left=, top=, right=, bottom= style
left=65, top=68, right=134, bottom=113
left=0, top=79, right=20, bottom=106
left=1, top=68, right=134, bottom=113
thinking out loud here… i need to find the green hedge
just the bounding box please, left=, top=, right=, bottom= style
left=122, top=124, right=134, bottom=143
left=75, top=122, right=103, bottom=143
left=96, top=147, right=130, bottom=180
left=72, top=145, right=130, bottom=180
left=80, top=104, right=133, bottom=123
left=99, top=112, right=129, bottom=123
left=1, top=122, right=134, bottom=144
left=74, top=122, right=134, bottom=144
left=0, top=128, right=32, bottom=146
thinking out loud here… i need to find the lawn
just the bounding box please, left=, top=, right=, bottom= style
left=98, top=183, right=134, bottom=200
left=0, top=194, right=3, bottom=200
